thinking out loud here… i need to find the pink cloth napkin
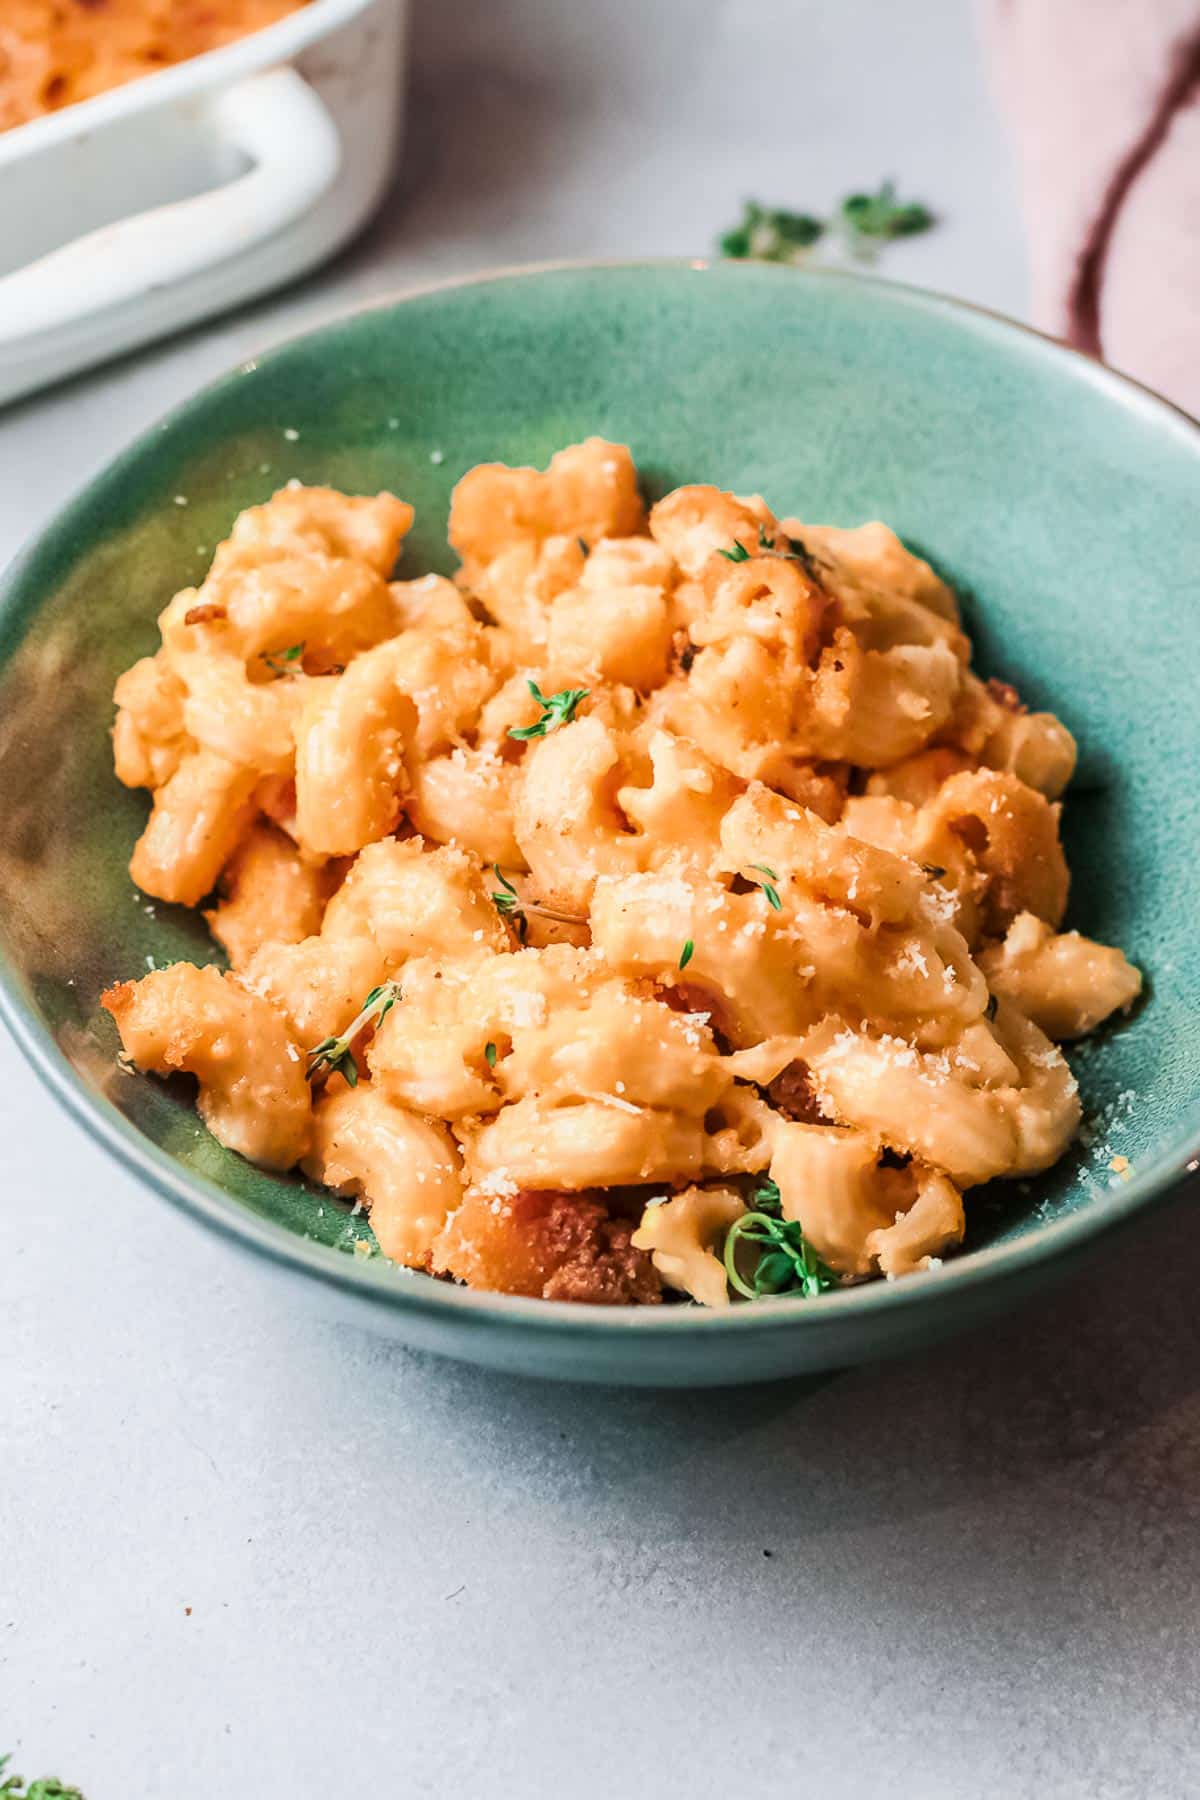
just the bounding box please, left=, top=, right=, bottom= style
left=986, top=0, right=1200, bottom=417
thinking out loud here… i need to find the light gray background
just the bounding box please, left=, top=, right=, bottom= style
left=3, top=4, right=1197, bottom=1797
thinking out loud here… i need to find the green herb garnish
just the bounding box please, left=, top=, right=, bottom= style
left=749, top=863, right=783, bottom=911
left=840, top=180, right=934, bottom=242
left=717, top=541, right=751, bottom=564
left=757, top=523, right=820, bottom=580
left=307, top=981, right=401, bottom=1087
left=678, top=939, right=695, bottom=970
left=490, top=866, right=585, bottom=940
left=723, top=1182, right=836, bottom=1300
left=921, top=863, right=947, bottom=880
left=719, top=186, right=934, bottom=268
left=490, top=866, right=528, bottom=942
left=508, top=680, right=590, bottom=741
left=0, top=1757, right=86, bottom=1800
left=720, top=201, right=825, bottom=264
left=484, top=1041, right=498, bottom=1068
left=262, top=642, right=305, bottom=676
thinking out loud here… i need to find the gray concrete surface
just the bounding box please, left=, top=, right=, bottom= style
left=3, top=4, right=1197, bottom=1796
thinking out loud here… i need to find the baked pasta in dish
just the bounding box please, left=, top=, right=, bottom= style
left=0, top=0, right=309, bottom=130
left=103, top=440, right=1142, bottom=1307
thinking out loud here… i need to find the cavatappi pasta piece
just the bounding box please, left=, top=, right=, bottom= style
left=770, top=1121, right=965, bottom=1277
left=547, top=573, right=675, bottom=690
left=801, top=1003, right=1081, bottom=1185
left=590, top=862, right=819, bottom=1045
left=303, top=1085, right=463, bottom=1267
left=939, top=672, right=1078, bottom=801
left=700, top=1086, right=780, bottom=1176
left=222, top=484, right=414, bottom=575
left=321, top=838, right=511, bottom=963
left=864, top=1165, right=965, bottom=1278
left=130, top=748, right=258, bottom=906
left=102, top=963, right=310, bottom=1168
left=513, top=708, right=650, bottom=913
left=781, top=518, right=960, bottom=625
left=459, top=1096, right=705, bottom=1193
left=978, top=912, right=1143, bottom=1040
left=494, top=979, right=729, bottom=1116
left=796, top=627, right=963, bottom=766
left=292, top=645, right=417, bottom=858
left=175, top=648, right=309, bottom=777
left=468, top=536, right=585, bottom=659
left=431, top=1187, right=662, bottom=1302
left=922, top=767, right=1069, bottom=935
left=631, top=1186, right=747, bottom=1307
left=204, top=822, right=338, bottom=969
left=112, top=653, right=189, bottom=790
left=242, top=930, right=385, bottom=1046
left=195, top=555, right=399, bottom=671
left=449, top=439, right=644, bottom=582
left=407, top=746, right=526, bottom=869
left=616, top=727, right=742, bottom=863
left=648, top=484, right=774, bottom=577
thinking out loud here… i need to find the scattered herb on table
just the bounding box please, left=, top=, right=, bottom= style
left=719, top=182, right=934, bottom=267
left=0, top=1756, right=86, bottom=1800
left=307, top=981, right=401, bottom=1087
left=719, top=201, right=825, bottom=264
left=507, top=680, right=590, bottom=741
left=723, top=1177, right=837, bottom=1300
left=840, top=180, right=934, bottom=241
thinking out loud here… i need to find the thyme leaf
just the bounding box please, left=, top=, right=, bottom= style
left=678, top=938, right=695, bottom=970
left=307, top=981, right=401, bottom=1086
left=749, top=863, right=783, bottom=911
left=507, top=680, right=590, bottom=741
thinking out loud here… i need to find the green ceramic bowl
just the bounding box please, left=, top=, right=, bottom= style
left=1, top=261, right=1197, bottom=1384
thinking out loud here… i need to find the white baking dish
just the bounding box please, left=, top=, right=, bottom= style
left=0, top=0, right=407, bottom=407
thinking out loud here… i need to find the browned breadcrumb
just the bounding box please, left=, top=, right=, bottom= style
left=432, top=1188, right=662, bottom=1303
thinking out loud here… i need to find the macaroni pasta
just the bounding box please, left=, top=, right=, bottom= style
left=103, top=443, right=1142, bottom=1307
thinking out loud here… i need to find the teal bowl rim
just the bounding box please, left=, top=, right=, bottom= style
left=2, top=256, right=1199, bottom=1342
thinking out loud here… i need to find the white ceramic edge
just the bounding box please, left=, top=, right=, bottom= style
left=0, top=68, right=342, bottom=341
left=0, top=0, right=377, bottom=168
left=0, top=0, right=406, bottom=406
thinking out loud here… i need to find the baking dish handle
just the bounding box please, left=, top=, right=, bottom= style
left=0, top=66, right=340, bottom=345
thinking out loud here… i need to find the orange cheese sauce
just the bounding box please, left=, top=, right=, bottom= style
left=0, top=0, right=311, bottom=131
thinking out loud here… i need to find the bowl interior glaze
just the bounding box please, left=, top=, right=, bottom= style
left=0, top=261, right=1197, bottom=1384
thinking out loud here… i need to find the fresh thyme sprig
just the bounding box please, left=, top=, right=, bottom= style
left=490, top=867, right=586, bottom=941
left=0, top=1756, right=86, bottom=1800
left=749, top=863, right=783, bottom=911
left=307, top=981, right=401, bottom=1087
left=716, top=527, right=820, bottom=579
left=678, top=939, right=695, bottom=970
left=262, top=642, right=305, bottom=676
left=720, top=201, right=824, bottom=264
left=719, top=184, right=934, bottom=267
left=723, top=1177, right=837, bottom=1300
left=507, top=680, right=590, bottom=741
left=840, top=180, right=934, bottom=242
